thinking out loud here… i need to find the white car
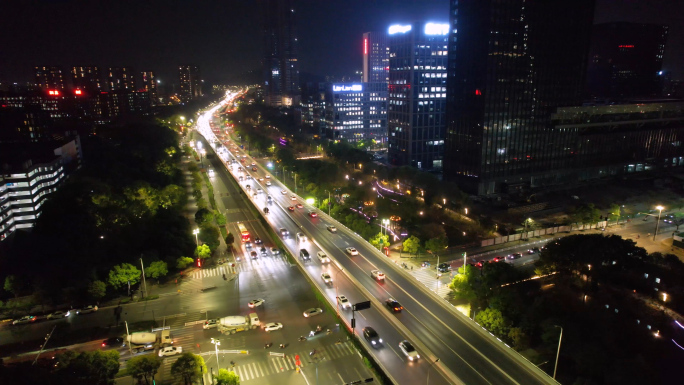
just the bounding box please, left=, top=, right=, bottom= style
left=303, top=308, right=323, bottom=318
left=321, top=273, right=333, bottom=284
left=291, top=195, right=297, bottom=201
left=327, top=226, right=337, bottom=233
left=264, top=322, right=283, bottom=332
left=265, top=181, right=271, bottom=186
left=337, top=295, right=351, bottom=309
left=257, top=188, right=263, bottom=194
left=281, top=190, right=287, bottom=195
left=159, top=346, right=183, bottom=357
left=203, top=319, right=219, bottom=329
left=399, top=340, right=420, bottom=361
left=346, top=247, right=359, bottom=256
left=371, top=270, right=385, bottom=281
left=248, top=298, right=265, bottom=308
left=77, top=305, right=98, bottom=314
left=47, top=310, right=70, bottom=319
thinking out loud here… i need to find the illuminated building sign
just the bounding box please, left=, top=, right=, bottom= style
left=389, top=24, right=412, bottom=35
left=48, top=90, right=60, bottom=96
left=424, top=22, right=449, bottom=35
left=364, top=38, right=368, bottom=55
left=333, top=84, right=363, bottom=92
left=74, top=89, right=83, bottom=95
left=618, top=45, right=634, bottom=48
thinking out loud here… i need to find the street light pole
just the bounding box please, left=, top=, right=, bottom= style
left=140, top=257, right=147, bottom=298
left=193, top=228, right=200, bottom=246
left=654, top=205, right=664, bottom=241
left=211, top=338, right=221, bottom=372
left=553, top=325, right=563, bottom=380
left=294, top=173, right=298, bottom=194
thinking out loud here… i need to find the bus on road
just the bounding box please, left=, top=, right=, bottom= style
left=237, top=223, right=250, bottom=242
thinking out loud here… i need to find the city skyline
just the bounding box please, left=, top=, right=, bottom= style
left=2, top=0, right=682, bottom=86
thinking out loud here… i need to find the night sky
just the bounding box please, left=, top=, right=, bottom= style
left=1, top=0, right=682, bottom=86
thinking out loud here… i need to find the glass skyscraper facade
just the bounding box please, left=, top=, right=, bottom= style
left=388, top=22, right=449, bottom=170
left=362, top=32, right=389, bottom=84
left=262, top=0, right=300, bottom=107
left=444, top=0, right=595, bottom=195
left=324, top=83, right=387, bottom=143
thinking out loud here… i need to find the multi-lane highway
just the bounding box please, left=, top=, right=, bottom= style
left=198, top=91, right=558, bottom=385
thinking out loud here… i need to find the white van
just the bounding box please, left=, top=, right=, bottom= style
left=297, top=232, right=307, bottom=243
left=317, top=251, right=330, bottom=263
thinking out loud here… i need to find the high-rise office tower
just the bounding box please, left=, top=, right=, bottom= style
left=178, top=65, right=202, bottom=103
left=444, top=0, right=595, bottom=195
left=262, top=0, right=300, bottom=107
left=325, top=83, right=388, bottom=143
left=387, top=22, right=449, bottom=169
left=71, top=66, right=102, bottom=91
left=586, top=22, right=668, bottom=99
left=362, top=32, right=390, bottom=83
left=35, top=66, right=65, bottom=89
left=140, top=71, right=158, bottom=105
left=108, top=67, right=135, bottom=91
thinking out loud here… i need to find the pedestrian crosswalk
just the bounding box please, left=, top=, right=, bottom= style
left=228, top=341, right=356, bottom=382
left=410, top=267, right=452, bottom=299
left=191, top=265, right=237, bottom=279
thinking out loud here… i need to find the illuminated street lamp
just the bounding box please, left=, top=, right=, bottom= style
left=193, top=228, right=200, bottom=246
left=211, top=338, right=221, bottom=372
left=654, top=205, right=664, bottom=241
left=464, top=208, right=468, bottom=215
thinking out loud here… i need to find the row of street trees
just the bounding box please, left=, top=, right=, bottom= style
left=0, top=120, right=196, bottom=309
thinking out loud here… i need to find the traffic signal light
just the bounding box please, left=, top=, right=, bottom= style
left=197, top=259, right=201, bottom=267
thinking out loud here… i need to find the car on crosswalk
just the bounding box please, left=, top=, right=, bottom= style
left=159, top=346, right=183, bottom=357
left=264, top=322, right=283, bottom=332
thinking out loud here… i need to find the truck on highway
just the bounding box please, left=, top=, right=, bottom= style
left=126, top=330, right=172, bottom=353
left=218, top=313, right=260, bottom=335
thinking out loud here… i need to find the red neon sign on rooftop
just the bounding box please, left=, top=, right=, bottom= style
left=364, top=38, right=368, bottom=55
left=619, top=45, right=634, bottom=48
left=48, top=90, right=60, bottom=96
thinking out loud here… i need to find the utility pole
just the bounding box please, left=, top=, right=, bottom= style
left=294, top=173, right=298, bottom=194
left=125, top=321, right=132, bottom=356
left=553, top=325, right=563, bottom=380
left=140, top=256, right=147, bottom=298
left=33, top=325, right=56, bottom=365
left=463, top=252, right=467, bottom=272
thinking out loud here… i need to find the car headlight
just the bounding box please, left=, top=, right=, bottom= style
left=408, top=356, right=414, bottom=361
left=416, top=354, right=420, bottom=359
left=379, top=339, right=383, bottom=343
left=371, top=341, right=376, bottom=345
